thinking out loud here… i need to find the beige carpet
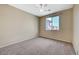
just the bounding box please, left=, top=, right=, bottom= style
left=0, top=37, right=75, bottom=55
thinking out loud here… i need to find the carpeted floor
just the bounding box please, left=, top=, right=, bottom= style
left=0, top=37, right=75, bottom=55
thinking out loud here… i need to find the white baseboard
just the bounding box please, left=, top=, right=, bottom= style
left=0, top=36, right=38, bottom=48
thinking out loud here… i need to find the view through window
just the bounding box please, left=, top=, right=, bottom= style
left=46, top=16, right=59, bottom=31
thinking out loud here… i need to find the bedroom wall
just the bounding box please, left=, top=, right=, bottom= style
left=73, top=4, right=79, bottom=54
left=0, top=5, right=38, bottom=48
left=39, top=9, right=73, bottom=43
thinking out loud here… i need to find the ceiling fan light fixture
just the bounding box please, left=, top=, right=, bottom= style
left=36, top=4, right=51, bottom=12
left=40, top=9, right=44, bottom=12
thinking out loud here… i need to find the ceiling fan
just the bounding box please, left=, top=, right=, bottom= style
left=36, top=4, right=51, bottom=12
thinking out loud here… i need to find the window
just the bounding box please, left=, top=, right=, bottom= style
left=46, top=16, right=60, bottom=31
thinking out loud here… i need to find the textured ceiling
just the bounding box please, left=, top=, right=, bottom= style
left=9, top=4, right=73, bottom=17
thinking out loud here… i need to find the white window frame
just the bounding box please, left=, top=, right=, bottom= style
left=45, top=16, right=60, bottom=31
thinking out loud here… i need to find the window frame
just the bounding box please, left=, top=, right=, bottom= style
left=45, top=15, right=60, bottom=31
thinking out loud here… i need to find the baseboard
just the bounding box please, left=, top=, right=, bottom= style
left=39, top=36, right=72, bottom=44
left=73, top=43, right=78, bottom=55
left=0, top=36, right=38, bottom=48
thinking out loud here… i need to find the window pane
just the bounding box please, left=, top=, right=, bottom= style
left=52, top=16, right=59, bottom=30
left=46, top=17, right=52, bottom=30
left=46, top=16, right=59, bottom=31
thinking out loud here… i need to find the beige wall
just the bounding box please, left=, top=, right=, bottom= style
left=73, top=5, right=79, bottom=54
left=39, top=9, right=73, bottom=43
left=0, top=5, right=38, bottom=48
